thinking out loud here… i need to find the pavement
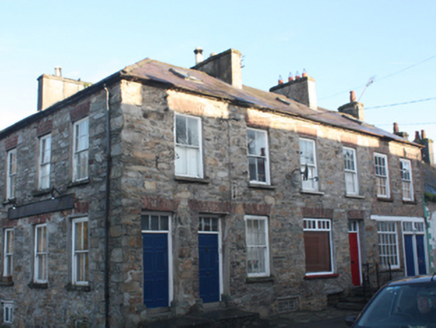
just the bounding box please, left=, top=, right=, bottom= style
left=267, top=308, right=361, bottom=327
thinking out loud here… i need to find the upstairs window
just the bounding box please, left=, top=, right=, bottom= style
left=73, top=118, right=89, bottom=181
left=3, top=229, right=13, bottom=278
left=6, top=149, right=17, bottom=199
left=247, top=128, right=270, bottom=184
left=174, top=114, right=203, bottom=178
left=299, top=138, right=318, bottom=191
left=343, top=147, right=359, bottom=195
left=374, top=153, right=390, bottom=198
left=39, top=134, right=51, bottom=189
left=72, top=218, right=89, bottom=285
left=245, top=216, right=270, bottom=277
left=34, top=224, right=48, bottom=283
left=400, top=159, right=413, bottom=201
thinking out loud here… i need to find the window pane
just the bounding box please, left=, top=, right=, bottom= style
left=176, top=115, right=187, bottom=144
left=75, top=222, right=83, bottom=251
left=187, top=117, right=199, bottom=146
left=160, top=216, right=169, bottom=231
left=151, top=215, right=159, bottom=230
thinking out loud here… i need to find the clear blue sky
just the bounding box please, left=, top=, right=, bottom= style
left=1, top=0, right=435, bottom=144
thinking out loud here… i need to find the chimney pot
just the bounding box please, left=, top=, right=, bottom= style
left=350, top=90, right=356, bottom=102
left=194, top=47, right=204, bottom=65
left=393, top=122, right=399, bottom=134
left=302, top=68, right=307, bottom=77
left=421, top=130, right=427, bottom=139
left=288, top=72, right=294, bottom=82
left=54, top=67, right=62, bottom=77
left=414, top=131, right=421, bottom=141
left=278, top=75, right=284, bottom=85
left=295, top=71, right=300, bottom=79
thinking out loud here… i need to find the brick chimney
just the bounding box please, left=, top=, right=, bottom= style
left=415, top=130, right=434, bottom=166
left=37, top=68, right=92, bottom=111
left=393, top=122, right=409, bottom=140
left=270, top=70, right=318, bottom=110
left=337, top=91, right=364, bottom=121
left=192, top=48, right=242, bottom=89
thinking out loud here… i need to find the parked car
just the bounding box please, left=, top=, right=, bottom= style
left=346, top=274, right=436, bottom=327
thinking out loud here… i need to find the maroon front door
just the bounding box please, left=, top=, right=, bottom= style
left=349, top=231, right=361, bottom=286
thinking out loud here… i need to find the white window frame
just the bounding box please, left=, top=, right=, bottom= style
left=400, top=159, right=413, bottom=201
left=34, top=224, right=48, bottom=283
left=244, top=215, right=270, bottom=277
left=72, top=217, right=89, bottom=286
left=374, top=153, right=390, bottom=198
left=73, top=117, right=89, bottom=182
left=174, top=114, right=203, bottom=178
left=299, top=138, right=319, bottom=191
left=343, top=147, right=359, bottom=195
left=2, top=301, right=13, bottom=324
left=39, top=134, right=51, bottom=190
left=247, top=128, right=270, bottom=184
left=377, top=221, right=400, bottom=269
left=3, top=229, right=13, bottom=278
left=6, top=149, right=17, bottom=200
left=303, top=218, right=334, bottom=275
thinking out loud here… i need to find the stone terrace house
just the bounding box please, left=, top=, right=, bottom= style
left=0, top=48, right=428, bottom=327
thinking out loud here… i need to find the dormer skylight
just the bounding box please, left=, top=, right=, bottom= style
left=169, top=68, right=202, bottom=83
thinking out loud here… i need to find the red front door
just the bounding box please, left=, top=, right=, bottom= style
left=349, top=232, right=361, bottom=286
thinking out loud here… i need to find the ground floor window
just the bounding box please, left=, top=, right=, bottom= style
left=2, top=301, right=13, bottom=324
left=245, top=216, right=270, bottom=277
left=303, top=218, right=333, bottom=274
left=72, top=218, right=89, bottom=285
left=377, top=221, right=399, bottom=269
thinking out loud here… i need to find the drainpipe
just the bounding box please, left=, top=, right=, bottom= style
left=104, top=85, right=111, bottom=327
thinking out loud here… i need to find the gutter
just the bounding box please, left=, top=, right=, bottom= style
left=103, top=85, right=111, bottom=327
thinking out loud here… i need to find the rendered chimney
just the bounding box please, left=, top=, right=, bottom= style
left=194, top=47, right=204, bottom=65
left=192, top=48, right=242, bottom=89
left=416, top=129, right=434, bottom=166
left=270, top=70, right=318, bottom=110
left=37, top=68, right=91, bottom=111
left=337, top=90, right=364, bottom=121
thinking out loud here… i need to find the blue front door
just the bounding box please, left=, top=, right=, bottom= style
left=143, top=233, right=169, bottom=308
left=404, top=234, right=427, bottom=276
left=416, top=235, right=426, bottom=274
left=199, top=234, right=220, bottom=303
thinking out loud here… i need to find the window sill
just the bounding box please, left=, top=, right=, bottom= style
left=245, top=275, right=275, bottom=284
left=402, top=199, right=417, bottom=205
left=65, top=283, right=91, bottom=292
left=28, top=282, right=48, bottom=289
left=376, top=197, right=393, bottom=202
left=248, top=183, right=276, bottom=190
left=174, top=176, right=210, bottom=184
left=304, top=273, right=339, bottom=280
left=300, top=190, right=324, bottom=196
left=31, top=189, right=51, bottom=197
left=345, top=194, right=364, bottom=199
left=2, top=198, right=16, bottom=206
left=67, top=178, right=90, bottom=188
left=0, top=277, right=14, bottom=287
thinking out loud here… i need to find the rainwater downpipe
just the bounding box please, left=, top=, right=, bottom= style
left=104, top=85, right=111, bottom=327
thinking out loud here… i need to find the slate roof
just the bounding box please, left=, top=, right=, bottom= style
left=0, top=56, right=422, bottom=147
left=121, top=58, right=416, bottom=144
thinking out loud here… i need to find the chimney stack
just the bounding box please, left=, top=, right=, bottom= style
left=270, top=69, right=318, bottom=110
left=415, top=129, right=434, bottom=166
left=194, top=47, right=204, bottom=65
left=337, top=90, right=364, bottom=121
left=192, top=48, right=242, bottom=89
left=393, top=122, right=409, bottom=140
left=37, top=68, right=91, bottom=111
